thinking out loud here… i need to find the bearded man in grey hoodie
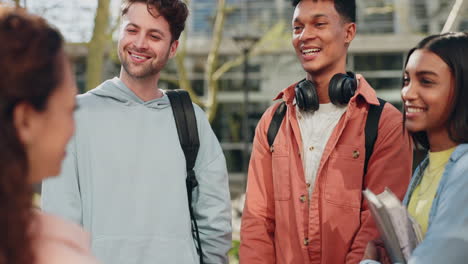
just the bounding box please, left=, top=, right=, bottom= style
left=41, top=1, right=232, bottom=263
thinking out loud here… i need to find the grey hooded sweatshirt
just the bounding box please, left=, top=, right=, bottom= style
left=42, top=78, right=232, bottom=264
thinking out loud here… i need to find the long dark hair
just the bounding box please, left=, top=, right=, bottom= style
left=0, top=7, right=64, bottom=264
left=403, top=32, right=468, bottom=150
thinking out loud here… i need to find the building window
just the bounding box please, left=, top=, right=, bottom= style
left=365, top=77, right=402, bottom=91
left=354, top=53, right=404, bottom=71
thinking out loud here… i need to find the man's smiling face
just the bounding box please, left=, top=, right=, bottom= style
left=118, top=2, right=178, bottom=79
left=291, top=0, right=355, bottom=76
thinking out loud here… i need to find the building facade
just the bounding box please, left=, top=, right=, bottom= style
left=64, top=0, right=468, bottom=195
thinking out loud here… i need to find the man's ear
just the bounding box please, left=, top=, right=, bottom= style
left=168, top=39, right=179, bottom=59
left=344, top=22, right=356, bottom=45
left=13, top=102, right=39, bottom=146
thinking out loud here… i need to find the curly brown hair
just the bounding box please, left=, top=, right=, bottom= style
left=0, top=7, right=64, bottom=264
left=121, top=0, right=189, bottom=41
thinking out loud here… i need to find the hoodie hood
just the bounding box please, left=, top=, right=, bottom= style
left=89, top=77, right=170, bottom=110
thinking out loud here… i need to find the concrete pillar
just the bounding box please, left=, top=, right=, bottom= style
left=275, top=0, right=285, bottom=21
left=427, top=0, right=441, bottom=33
left=394, top=0, right=412, bottom=34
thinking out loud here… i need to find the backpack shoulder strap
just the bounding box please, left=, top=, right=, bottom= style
left=166, top=90, right=200, bottom=172
left=267, top=101, right=287, bottom=152
left=266, top=98, right=386, bottom=175
left=166, top=90, right=204, bottom=264
left=364, top=98, right=386, bottom=175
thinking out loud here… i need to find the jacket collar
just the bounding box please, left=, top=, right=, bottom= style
left=418, top=144, right=468, bottom=168
left=403, top=143, right=468, bottom=206
left=273, top=74, right=380, bottom=106
left=450, top=144, right=468, bottom=162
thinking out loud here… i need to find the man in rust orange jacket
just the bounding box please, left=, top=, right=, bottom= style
left=239, top=0, right=413, bottom=263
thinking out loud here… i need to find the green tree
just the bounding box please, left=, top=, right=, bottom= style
left=171, top=0, right=289, bottom=123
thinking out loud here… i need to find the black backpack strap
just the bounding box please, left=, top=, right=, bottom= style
left=166, top=90, right=200, bottom=171
left=364, top=98, right=386, bottom=175
left=266, top=98, right=385, bottom=177
left=267, top=101, right=287, bottom=152
left=166, top=90, right=204, bottom=264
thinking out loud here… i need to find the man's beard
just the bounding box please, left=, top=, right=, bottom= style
left=119, top=48, right=170, bottom=79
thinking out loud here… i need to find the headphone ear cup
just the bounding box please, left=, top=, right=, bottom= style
left=295, top=80, right=319, bottom=112
left=295, top=84, right=306, bottom=110
left=329, top=72, right=357, bottom=105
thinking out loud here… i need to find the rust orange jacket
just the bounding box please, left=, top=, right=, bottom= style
left=240, top=75, right=412, bottom=264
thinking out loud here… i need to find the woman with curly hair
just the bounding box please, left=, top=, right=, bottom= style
left=0, top=7, right=99, bottom=264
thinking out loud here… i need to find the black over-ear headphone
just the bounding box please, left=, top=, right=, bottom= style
left=295, top=71, right=357, bottom=112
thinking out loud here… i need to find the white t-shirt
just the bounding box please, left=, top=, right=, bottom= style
left=296, top=103, right=347, bottom=197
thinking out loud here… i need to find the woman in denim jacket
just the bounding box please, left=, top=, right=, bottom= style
left=361, top=32, right=468, bottom=264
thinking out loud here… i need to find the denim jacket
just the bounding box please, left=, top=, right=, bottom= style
left=361, top=144, right=468, bottom=264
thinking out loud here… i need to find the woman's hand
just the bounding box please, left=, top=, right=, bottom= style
left=362, top=240, right=393, bottom=264
left=362, top=240, right=379, bottom=260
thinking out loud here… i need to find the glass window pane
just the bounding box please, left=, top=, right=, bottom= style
left=354, top=53, right=403, bottom=71
left=365, top=77, right=402, bottom=90
left=223, top=149, right=244, bottom=173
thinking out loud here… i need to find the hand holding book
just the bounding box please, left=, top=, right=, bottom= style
left=363, top=188, right=423, bottom=264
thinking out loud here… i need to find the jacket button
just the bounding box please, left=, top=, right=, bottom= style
left=309, top=146, right=315, bottom=151
left=304, top=238, right=309, bottom=246
left=306, top=182, right=311, bottom=188
left=352, top=150, right=360, bottom=159
left=299, top=195, right=307, bottom=203
left=270, top=145, right=274, bottom=153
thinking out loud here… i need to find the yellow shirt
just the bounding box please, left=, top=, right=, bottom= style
left=33, top=193, right=41, bottom=209
left=408, top=147, right=455, bottom=236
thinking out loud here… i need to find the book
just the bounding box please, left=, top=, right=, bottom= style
left=363, top=188, right=423, bottom=264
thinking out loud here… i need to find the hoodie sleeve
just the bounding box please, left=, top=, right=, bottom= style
left=41, top=135, right=83, bottom=226
left=192, top=105, right=232, bottom=264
